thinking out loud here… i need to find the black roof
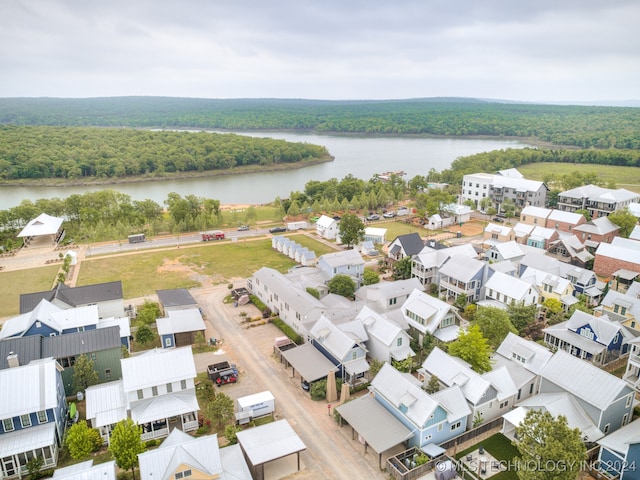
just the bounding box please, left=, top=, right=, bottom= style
left=0, top=336, right=43, bottom=369
left=20, top=281, right=123, bottom=314
left=393, top=233, right=425, bottom=256
left=156, top=288, right=198, bottom=308
left=42, top=326, right=121, bottom=358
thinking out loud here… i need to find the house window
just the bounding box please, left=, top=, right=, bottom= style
left=604, top=423, right=610, bottom=434
left=105, top=369, right=112, bottom=380
left=175, top=470, right=192, bottom=479
left=181, top=380, right=187, bottom=390
left=529, top=383, right=534, bottom=394
left=137, top=389, right=143, bottom=400
left=438, top=423, right=443, bottom=431
left=626, top=395, right=633, bottom=408
left=167, top=383, right=173, bottom=393
left=37, top=410, right=48, bottom=424
left=397, top=338, right=402, bottom=347
left=91, top=353, right=96, bottom=361
left=152, top=386, right=158, bottom=397
left=20, top=414, right=32, bottom=428
left=3, top=418, right=14, bottom=432
left=499, top=401, right=508, bottom=409
left=389, top=297, right=397, bottom=306
left=165, top=338, right=171, bottom=347
left=450, top=421, right=462, bottom=431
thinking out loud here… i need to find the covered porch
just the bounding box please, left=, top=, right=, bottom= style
left=0, top=423, right=59, bottom=479
left=131, top=390, right=200, bottom=441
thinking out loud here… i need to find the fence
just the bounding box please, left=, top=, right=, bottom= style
left=439, top=417, right=504, bottom=451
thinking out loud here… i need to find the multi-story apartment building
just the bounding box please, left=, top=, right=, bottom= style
left=557, top=185, right=640, bottom=218
left=460, top=171, right=548, bottom=213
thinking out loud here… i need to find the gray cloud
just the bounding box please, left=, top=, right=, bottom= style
left=0, top=0, right=638, bottom=102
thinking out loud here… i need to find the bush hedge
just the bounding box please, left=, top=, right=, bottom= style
left=271, top=317, right=304, bottom=344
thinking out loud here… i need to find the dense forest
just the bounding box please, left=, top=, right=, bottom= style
left=0, top=126, right=330, bottom=180
left=1, top=97, right=639, bottom=149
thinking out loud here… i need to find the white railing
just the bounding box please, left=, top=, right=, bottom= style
left=141, top=427, right=169, bottom=441
left=183, top=420, right=199, bottom=431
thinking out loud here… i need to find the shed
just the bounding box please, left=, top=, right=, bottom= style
left=236, top=419, right=306, bottom=480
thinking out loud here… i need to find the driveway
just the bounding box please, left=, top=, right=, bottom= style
left=191, top=283, right=402, bottom=480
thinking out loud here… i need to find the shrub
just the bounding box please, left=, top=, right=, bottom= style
left=249, top=295, right=271, bottom=318
left=271, top=317, right=303, bottom=344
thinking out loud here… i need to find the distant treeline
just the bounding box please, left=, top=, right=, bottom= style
left=1, top=97, right=639, bottom=149
left=0, top=125, right=330, bottom=180
left=437, top=147, right=640, bottom=185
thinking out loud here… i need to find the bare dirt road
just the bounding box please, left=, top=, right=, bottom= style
left=191, top=282, right=402, bottom=480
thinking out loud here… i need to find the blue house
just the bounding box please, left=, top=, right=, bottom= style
left=309, top=316, right=369, bottom=384
left=597, top=418, right=640, bottom=480
left=543, top=310, right=632, bottom=366
left=371, top=363, right=470, bottom=448
left=0, top=357, right=67, bottom=479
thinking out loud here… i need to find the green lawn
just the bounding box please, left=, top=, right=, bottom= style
left=518, top=162, right=640, bottom=193
left=0, top=265, right=60, bottom=318
left=379, top=220, right=431, bottom=241
left=285, top=232, right=338, bottom=256
left=455, top=433, right=520, bottom=480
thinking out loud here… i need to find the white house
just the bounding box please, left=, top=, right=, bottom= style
left=315, top=215, right=339, bottom=240
left=481, top=271, right=539, bottom=308
left=401, top=289, right=460, bottom=343
left=353, top=306, right=414, bottom=363
left=317, top=249, right=365, bottom=286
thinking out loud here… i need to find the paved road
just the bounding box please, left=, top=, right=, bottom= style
left=192, top=283, right=400, bottom=480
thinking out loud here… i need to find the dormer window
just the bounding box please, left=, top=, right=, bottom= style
left=175, top=470, right=192, bottom=479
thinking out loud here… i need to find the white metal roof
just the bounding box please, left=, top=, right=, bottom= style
left=0, top=422, right=57, bottom=457
left=492, top=241, right=524, bottom=260
left=18, top=213, right=64, bottom=238
left=355, top=306, right=401, bottom=346
left=521, top=206, right=551, bottom=219
left=485, top=271, right=535, bottom=302
left=541, top=350, right=631, bottom=411
left=0, top=299, right=63, bottom=339
left=130, top=389, right=199, bottom=424
left=423, top=348, right=490, bottom=404
left=439, top=255, right=485, bottom=283
left=121, top=346, right=196, bottom=392
left=237, top=391, right=275, bottom=410
left=97, top=316, right=131, bottom=339
left=49, top=305, right=100, bottom=331
left=597, top=418, right=640, bottom=455
left=236, top=419, right=306, bottom=466
left=53, top=460, right=117, bottom=480
left=310, top=315, right=361, bottom=361
left=156, top=308, right=206, bottom=335
left=0, top=358, right=59, bottom=418
left=316, top=215, right=337, bottom=228
left=432, top=384, right=471, bottom=423
left=495, top=332, right=552, bottom=375
left=482, top=366, right=518, bottom=401
left=319, top=249, right=365, bottom=268
left=85, top=380, right=127, bottom=428
left=596, top=241, right=640, bottom=265
left=401, top=289, right=453, bottom=335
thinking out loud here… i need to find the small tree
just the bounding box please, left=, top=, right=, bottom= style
left=514, top=410, right=586, bottom=480
left=72, top=354, right=99, bottom=394
left=426, top=375, right=440, bottom=394
left=392, top=256, right=412, bottom=280
left=136, top=301, right=160, bottom=325
left=448, top=325, right=492, bottom=373
left=338, top=213, right=365, bottom=249
left=109, top=419, right=144, bottom=480
left=66, top=420, right=103, bottom=459
left=135, top=324, right=156, bottom=346
left=368, top=358, right=384, bottom=379
left=224, top=424, right=241, bottom=445
left=208, top=392, right=235, bottom=427
left=362, top=267, right=380, bottom=286
left=507, top=302, right=539, bottom=333
left=327, top=274, right=356, bottom=299
left=474, top=306, right=517, bottom=349
left=392, top=357, right=413, bottom=373
left=608, top=207, right=638, bottom=238
left=25, top=456, right=44, bottom=480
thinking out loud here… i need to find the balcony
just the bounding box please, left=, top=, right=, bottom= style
left=141, top=427, right=169, bottom=441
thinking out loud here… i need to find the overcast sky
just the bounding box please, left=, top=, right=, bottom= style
left=1, top=1, right=638, bottom=104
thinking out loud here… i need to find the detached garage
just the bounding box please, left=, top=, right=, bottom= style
left=157, top=308, right=206, bottom=348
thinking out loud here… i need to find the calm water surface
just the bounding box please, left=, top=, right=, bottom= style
left=0, top=131, right=530, bottom=209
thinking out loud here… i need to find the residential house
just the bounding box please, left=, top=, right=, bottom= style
left=370, top=363, right=470, bottom=448
left=401, top=289, right=460, bottom=343
left=543, top=311, right=631, bottom=366
left=594, top=237, right=640, bottom=278
left=597, top=418, right=640, bottom=480
left=317, top=249, right=365, bottom=286
left=484, top=240, right=525, bottom=264
left=623, top=337, right=640, bottom=391
left=138, top=429, right=251, bottom=480
left=85, top=346, right=199, bottom=443
left=309, top=316, right=369, bottom=384
left=483, top=223, right=514, bottom=247
left=519, top=206, right=551, bottom=226
left=52, top=460, right=117, bottom=480
left=557, top=185, right=640, bottom=218
left=315, top=215, right=339, bottom=240
left=520, top=266, right=576, bottom=311
left=387, top=233, right=424, bottom=261
left=493, top=332, right=553, bottom=402
left=526, top=226, right=559, bottom=249
left=597, top=285, right=640, bottom=334
left=574, top=216, right=620, bottom=250
left=364, top=227, right=387, bottom=245
left=539, top=350, right=635, bottom=435
left=631, top=225, right=640, bottom=241
left=353, top=306, right=414, bottom=363
left=422, top=348, right=517, bottom=429
left=512, top=222, right=535, bottom=245
left=156, top=288, right=198, bottom=314
left=354, top=278, right=422, bottom=313
left=0, top=358, right=67, bottom=479
left=20, top=281, right=125, bottom=318
left=481, top=271, right=539, bottom=308
left=438, top=255, right=487, bottom=305
left=460, top=171, right=548, bottom=211
left=545, top=209, right=587, bottom=233
left=411, top=243, right=477, bottom=287
left=157, top=308, right=206, bottom=348
left=546, top=234, right=594, bottom=268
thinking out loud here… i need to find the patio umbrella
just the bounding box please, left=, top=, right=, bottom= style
left=339, top=382, right=351, bottom=404
left=326, top=370, right=338, bottom=403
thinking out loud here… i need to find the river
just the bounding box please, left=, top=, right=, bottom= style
left=0, top=131, right=531, bottom=209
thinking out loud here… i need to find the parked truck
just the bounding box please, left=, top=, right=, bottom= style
left=235, top=390, right=275, bottom=425
left=207, top=361, right=238, bottom=386
left=201, top=230, right=225, bottom=241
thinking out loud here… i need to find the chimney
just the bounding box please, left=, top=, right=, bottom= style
left=7, top=352, right=19, bottom=368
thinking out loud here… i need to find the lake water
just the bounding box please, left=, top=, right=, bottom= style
left=0, top=131, right=530, bottom=209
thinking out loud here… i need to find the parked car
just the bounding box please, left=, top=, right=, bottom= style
left=383, top=211, right=396, bottom=218
left=492, top=217, right=505, bottom=223
left=238, top=225, right=250, bottom=231
left=269, top=226, right=287, bottom=233
left=301, top=380, right=310, bottom=391
left=366, top=214, right=380, bottom=221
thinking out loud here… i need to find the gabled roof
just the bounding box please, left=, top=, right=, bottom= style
left=0, top=335, right=42, bottom=369
left=53, top=460, right=117, bottom=480
left=422, top=348, right=490, bottom=404
left=439, top=254, right=485, bottom=283
left=18, top=213, right=63, bottom=238
left=559, top=184, right=639, bottom=202
left=121, top=346, right=196, bottom=392
left=497, top=168, right=524, bottom=178
left=495, top=332, right=552, bottom=375
left=318, top=249, right=365, bottom=268
left=597, top=418, right=640, bottom=455
left=401, top=289, right=453, bottom=335
left=354, top=278, right=421, bottom=305
left=157, top=308, right=206, bottom=336
left=521, top=206, right=551, bottom=219
left=490, top=241, right=524, bottom=260
left=564, top=311, right=632, bottom=346
left=0, top=299, right=63, bottom=339
left=0, top=358, right=59, bottom=418
left=390, top=233, right=424, bottom=257
left=156, top=289, right=198, bottom=308
left=482, top=366, right=518, bottom=401
left=138, top=429, right=226, bottom=480
left=485, top=271, right=536, bottom=301
left=354, top=306, right=400, bottom=346
left=431, top=384, right=471, bottom=423
left=547, top=209, right=585, bottom=224
left=42, top=326, right=122, bottom=358
left=574, top=217, right=619, bottom=235
left=130, top=389, right=199, bottom=425
left=236, top=419, right=306, bottom=467
left=310, top=316, right=360, bottom=361
left=541, top=350, right=632, bottom=411
left=600, top=290, right=640, bottom=319
left=316, top=214, right=337, bottom=228
left=596, top=240, right=640, bottom=264
left=520, top=266, right=573, bottom=296
left=485, top=223, right=512, bottom=236
left=528, top=225, right=556, bottom=241
left=371, top=363, right=439, bottom=427
left=513, top=222, right=535, bottom=237
left=85, top=381, right=127, bottom=428
left=630, top=225, right=640, bottom=241
left=20, top=281, right=124, bottom=314
left=49, top=304, right=100, bottom=331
